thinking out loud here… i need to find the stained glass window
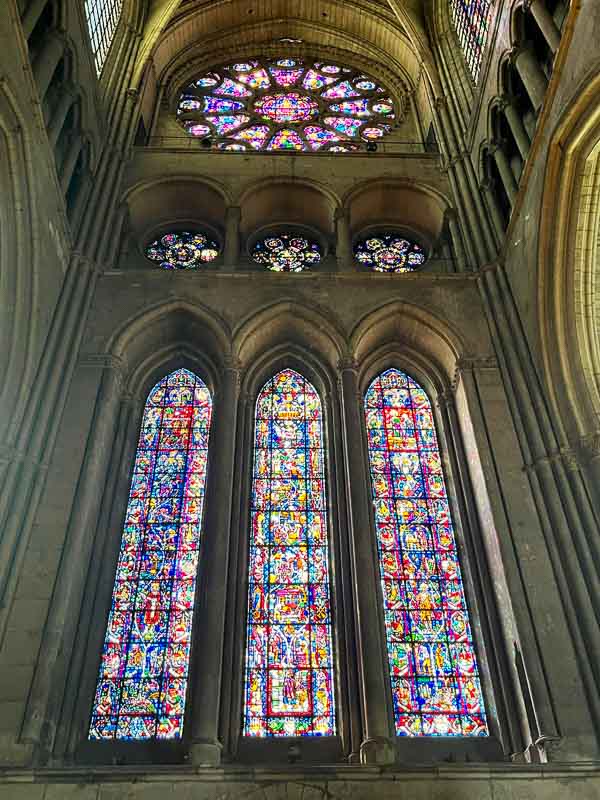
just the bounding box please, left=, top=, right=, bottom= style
left=243, top=369, right=336, bottom=737
left=177, top=58, right=395, bottom=152
left=89, top=369, right=212, bottom=740
left=364, top=369, right=488, bottom=737
left=354, top=234, right=427, bottom=273
left=449, top=0, right=492, bottom=82
left=145, top=232, right=220, bottom=270
left=84, top=0, right=123, bottom=75
left=252, top=234, right=322, bottom=273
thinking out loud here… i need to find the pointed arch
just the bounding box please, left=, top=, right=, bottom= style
left=364, top=367, right=488, bottom=736
left=89, top=367, right=212, bottom=740
left=243, top=368, right=336, bottom=736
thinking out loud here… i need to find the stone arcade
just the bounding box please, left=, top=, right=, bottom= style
left=1, top=0, right=600, bottom=797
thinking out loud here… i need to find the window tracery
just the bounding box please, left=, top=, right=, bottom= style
left=89, top=369, right=212, bottom=740
left=145, top=232, right=220, bottom=270
left=84, top=0, right=123, bottom=75
left=449, top=0, right=492, bottom=82
left=354, top=234, right=427, bottom=273
left=243, top=369, right=336, bottom=736
left=364, top=368, right=488, bottom=737
left=177, top=58, right=395, bottom=152
left=251, top=234, right=322, bottom=272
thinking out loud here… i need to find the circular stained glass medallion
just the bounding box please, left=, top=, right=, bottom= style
left=145, top=231, right=220, bottom=270
left=177, top=58, right=396, bottom=152
left=354, top=233, right=426, bottom=273
left=252, top=233, right=322, bottom=272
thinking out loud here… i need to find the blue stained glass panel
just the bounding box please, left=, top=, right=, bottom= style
left=364, top=368, right=488, bottom=737
left=89, top=368, right=212, bottom=740
left=243, top=369, right=336, bottom=737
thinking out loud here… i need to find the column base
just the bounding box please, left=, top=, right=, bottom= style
left=188, top=740, right=223, bottom=767
left=360, top=737, right=396, bottom=765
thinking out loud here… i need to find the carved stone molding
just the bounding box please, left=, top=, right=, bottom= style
left=0, top=442, right=48, bottom=472
left=452, top=356, right=498, bottom=390
left=577, top=430, right=600, bottom=463
left=523, top=447, right=580, bottom=475
left=78, top=353, right=126, bottom=373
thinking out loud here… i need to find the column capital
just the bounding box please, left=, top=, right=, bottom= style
left=577, top=430, right=600, bottom=463
left=338, top=356, right=359, bottom=374
left=334, top=206, right=350, bottom=222
left=360, top=736, right=396, bottom=765
left=225, top=204, right=242, bottom=219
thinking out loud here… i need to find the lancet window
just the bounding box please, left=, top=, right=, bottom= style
left=89, top=369, right=212, bottom=740
left=364, top=368, right=488, bottom=737
left=84, top=0, right=123, bottom=74
left=243, top=369, right=336, bottom=736
left=449, top=0, right=492, bottom=82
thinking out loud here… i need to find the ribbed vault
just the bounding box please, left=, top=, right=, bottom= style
left=131, top=0, right=436, bottom=98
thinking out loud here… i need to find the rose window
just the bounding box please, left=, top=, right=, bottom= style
left=177, top=58, right=396, bottom=152
left=252, top=233, right=322, bottom=272
left=145, top=231, right=220, bottom=270
left=354, top=233, right=426, bottom=273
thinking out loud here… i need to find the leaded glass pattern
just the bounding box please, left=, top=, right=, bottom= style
left=84, top=0, right=123, bottom=75
left=364, top=368, right=488, bottom=737
left=177, top=58, right=395, bottom=152
left=354, top=234, right=426, bottom=273
left=252, top=234, right=322, bottom=272
left=243, top=369, right=336, bottom=736
left=89, top=369, right=212, bottom=740
left=449, top=0, right=492, bottom=82
left=145, top=231, right=220, bottom=270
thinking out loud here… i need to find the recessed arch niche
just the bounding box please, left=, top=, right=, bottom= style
left=345, top=181, right=449, bottom=252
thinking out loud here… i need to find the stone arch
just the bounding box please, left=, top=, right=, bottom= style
left=121, top=175, right=232, bottom=253
left=0, top=78, right=39, bottom=443
left=105, top=298, right=232, bottom=396
left=238, top=179, right=341, bottom=242
left=350, top=298, right=474, bottom=389
left=232, top=300, right=346, bottom=375
left=135, top=1, right=428, bottom=120
left=343, top=179, right=451, bottom=252
left=538, top=67, right=600, bottom=447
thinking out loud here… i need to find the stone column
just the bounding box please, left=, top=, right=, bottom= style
left=21, top=356, right=124, bottom=748
left=32, top=31, right=65, bottom=103
left=188, top=359, right=241, bottom=766
left=60, top=134, right=83, bottom=194
left=481, top=180, right=506, bottom=244
left=339, top=360, right=395, bottom=764
left=335, top=207, right=354, bottom=272
left=48, top=85, right=77, bottom=149
left=445, top=208, right=467, bottom=271
left=492, top=142, right=518, bottom=205
left=69, top=171, right=92, bottom=232
left=512, top=44, right=549, bottom=113
left=526, top=0, right=561, bottom=53
left=22, top=0, right=49, bottom=40
left=223, top=206, right=241, bottom=269
left=501, top=97, right=531, bottom=161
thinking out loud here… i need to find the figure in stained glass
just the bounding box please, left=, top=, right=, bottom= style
left=364, top=368, right=488, bottom=737
left=243, top=370, right=336, bottom=737
left=89, top=369, right=212, bottom=740
left=177, top=58, right=396, bottom=152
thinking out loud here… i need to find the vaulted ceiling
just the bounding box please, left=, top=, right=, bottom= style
left=133, top=0, right=441, bottom=98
